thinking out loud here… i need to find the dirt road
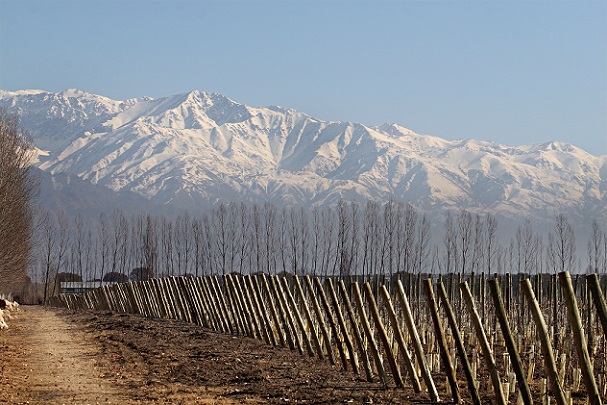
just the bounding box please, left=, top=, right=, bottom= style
left=0, top=306, right=131, bottom=404
left=1, top=306, right=432, bottom=404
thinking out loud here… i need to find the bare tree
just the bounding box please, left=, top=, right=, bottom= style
left=484, top=213, right=498, bottom=274
left=51, top=210, right=70, bottom=293
left=191, top=217, right=204, bottom=276
left=551, top=214, right=576, bottom=273
left=263, top=202, right=277, bottom=274
left=337, top=199, right=352, bottom=276
left=73, top=215, right=86, bottom=282
left=514, top=219, right=540, bottom=274
left=383, top=199, right=397, bottom=275
left=401, top=203, right=418, bottom=274
left=443, top=211, right=457, bottom=275
left=348, top=201, right=361, bottom=275
left=311, top=206, right=322, bottom=276
left=321, top=206, right=337, bottom=277
left=587, top=220, right=603, bottom=273
left=132, top=214, right=157, bottom=277
left=97, top=212, right=111, bottom=282
left=457, top=209, right=473, bottom=274
left=237, top=202, right=251, bottom=274
left=111, top=209, right=129, bottom=277
left=362, top=201, right=378, bottom=278
left=470, top=214, right=485, bottom=274
left=161, top=217, right=174, bottom=276
left=40, top=210, right=56, bottom=303
left=279, top=207, right=291, bottom=275
left=201, top=213, right=215, bottom=275
left=251, top=204, right=263, bottom=274
left=0, top=108, right=35, bottom=295
left=174, top=213, right=193, bottom=275
left=414, top=214, right=431, bottom=274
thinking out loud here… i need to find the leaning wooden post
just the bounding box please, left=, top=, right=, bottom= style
left=304, top=275, right=336, bottom=365
left=522, top=278, right=567, bottom=405
left=489, top=277, right=533, bottom=405
left=273, top=276, right=303, bottom=354
left=380, top=285, right=422, bottom=392
left=352, top=281, right=388, bottom=386
left=269, top=276, right=297, bottom=350
left=293, top=276, right=323, bottom=358
left=425, top=278, right=460, bottom=403
left=364, top=282, right=403, bottom=387
left=461, top=281, right=506, bottom=405
left=247, top=275, right=274, bottom=346
left=395, top=279, right=439, bottom=402
left=325, top=278, right=359, bottom=372
left=225, top=275, right=249, bottom=336
left=282, top=277, right=314, bottom=357
left=315, top=277, right=349, bottom=370
left=587, top=273, right=607, bottom=339
left=211, top=276, right=234, bottom=333
left=437, top=279, right=482, bottom=405
left=338, top=280, right=374, bottom=382
left=559, top=271, right=602, bottom=405
left=237, top=275, right=263, bottom=341
left=200, top=277, right=223, bottom=331
left=253, top=275, right=279, bottom=346
left=259, top=274, right=285, bottom=345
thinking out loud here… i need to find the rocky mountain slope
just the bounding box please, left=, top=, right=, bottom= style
left=1, top=89, right=605, bottom=228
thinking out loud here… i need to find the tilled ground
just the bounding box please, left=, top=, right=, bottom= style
left=75, top=310, right=436, bottom=404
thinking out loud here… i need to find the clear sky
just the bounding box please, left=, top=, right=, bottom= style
left=1, top=0, right=606, bottom=156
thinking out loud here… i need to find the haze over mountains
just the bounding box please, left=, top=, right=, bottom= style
left=1, top=88, right=605, bottom=233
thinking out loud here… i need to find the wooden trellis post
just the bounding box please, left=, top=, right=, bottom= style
left=437, top=279, right=481, bottom=405
left=522, top=278, right=567, bottom=405
left=559, top=271, right=602, bottom=405
left=380, top=285, right=421, bottom=392
left=282, top=277, right=315, bottom=357
left=315, top=277, right=348, bottom=370
left=338, top=280, right=373, bottom=382
left=395, top=279, right=439, bottom=402
left=352, top=281, right=388, bottom=386
left=461, top=281, right=506, bottom=405
left=489, top=277, right=532, bottom=405
left=261, top=274, right=287, bottom=347
left=364, top=282, right=403, bottom=387
left=425, top=278, right=460, bottom=403
left=304, top=275, right=336, bottom=365
left=327, top=278, right=359, bottom=374
left=294, top=276, right=324, bottom=358
left=587, top=273, right=607, bottom=340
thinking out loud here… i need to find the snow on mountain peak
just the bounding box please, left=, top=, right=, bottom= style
left=0, top=88, right=604, bottom=229
left=59, top=88, right=90, bottom=98
left=0, top=89, right=46, bottom=97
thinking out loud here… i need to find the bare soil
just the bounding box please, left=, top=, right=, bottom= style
left=1, top=306, right=434, bottom=404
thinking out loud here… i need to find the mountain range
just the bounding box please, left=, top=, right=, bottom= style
left=1, top=88, right=605, bottom=234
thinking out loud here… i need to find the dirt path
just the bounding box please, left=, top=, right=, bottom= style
left=0, top=305, right=130, bottom=404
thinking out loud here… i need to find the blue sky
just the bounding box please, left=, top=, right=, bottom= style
left=1, top=0, right=606, bottom=155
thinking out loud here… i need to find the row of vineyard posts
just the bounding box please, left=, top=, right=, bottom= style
left=52, top=271, right=607, bottom=405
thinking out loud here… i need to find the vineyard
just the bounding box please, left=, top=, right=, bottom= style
left=52, top=271, right=607, bottom=405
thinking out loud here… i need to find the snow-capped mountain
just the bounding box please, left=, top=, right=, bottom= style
left=1, top=89, right=605, bottom=228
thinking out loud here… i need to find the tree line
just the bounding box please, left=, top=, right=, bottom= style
left=35, top=198, right=607, bottom=299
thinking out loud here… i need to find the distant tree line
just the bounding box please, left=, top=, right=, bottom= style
left=34, top=198, right=607, bottom=296
left=0, top=108, right=35, bottom=297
